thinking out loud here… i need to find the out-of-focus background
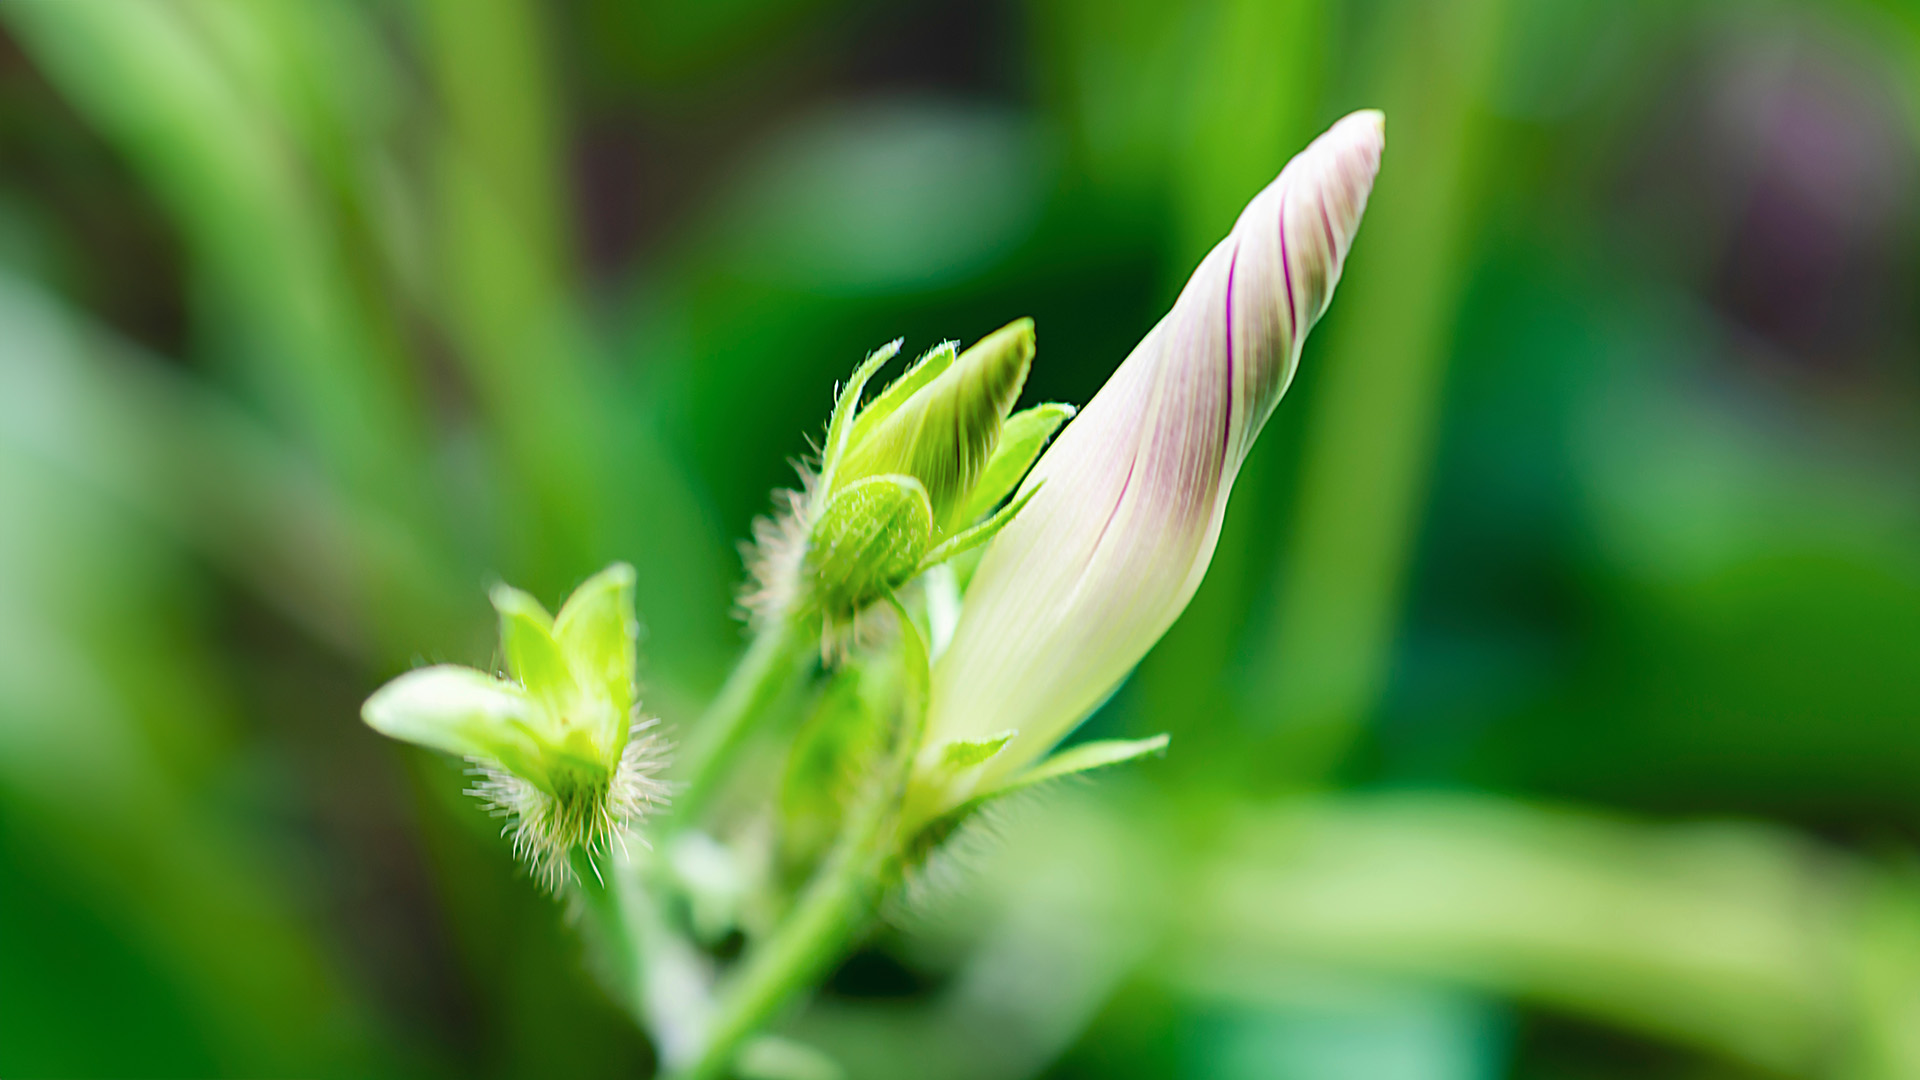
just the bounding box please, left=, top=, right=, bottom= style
left=3, top=0, right=1920, bottom=1077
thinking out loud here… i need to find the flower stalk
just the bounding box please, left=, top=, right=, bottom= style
left=668, top=612, right=816, bottom=829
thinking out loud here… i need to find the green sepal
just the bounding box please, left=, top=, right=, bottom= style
left=938, top=730, right=1016, bottom=769
left=805, top=474, right=934, bottom=614
left=985, top=734, right=1170, bottom=797
left=552, top=562, right=638, bottom=723
left=915, top=483, right=1041, bottom=576
left=962, top=402, right=1073, bottom=525
left=847, top=340, right=956, bottom=450
left=899, top=734, right=1169, bottom=871
left=491, top=584, right=575, bottom=719
left=820, top=339, right=902, bottom=485
left=361, top=665, right=552, bottom=789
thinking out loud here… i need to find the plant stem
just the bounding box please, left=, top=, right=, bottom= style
left=664, top=813, right=893, bottom=1080
left=672, top=615, right=814, bottom=828
left=664, top=604, right=925, bottom=1078
left=570, top=852, right=645, bottom=1015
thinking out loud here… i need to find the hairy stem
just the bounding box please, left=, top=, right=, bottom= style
left=671, top=615, right=814, bottom=828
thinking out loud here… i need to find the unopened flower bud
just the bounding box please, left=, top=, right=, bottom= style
left=914, top=110, right=1386, bottom=806
left=363, top=563, right=668, bottom=888
left=748, top=319, right=1067, bottom=649
left=834, top=319, right=1034, bottom=530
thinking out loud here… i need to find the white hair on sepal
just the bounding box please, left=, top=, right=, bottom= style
left=468, top=716, right=672, bottom=893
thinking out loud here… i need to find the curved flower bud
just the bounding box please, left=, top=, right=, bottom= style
left=748, top=319, right=1067, bottom=651
left=363, top=563, right=667, bottom=889
left=915, top=110, right=1386, bottom=805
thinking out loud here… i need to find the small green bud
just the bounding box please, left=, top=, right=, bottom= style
left=362, top=563, right=667, bottom=890
left=833, top=318, right=1034, bottom=530
left=744, top=320, right=1067, bottom=650
left=805, top=474, right=934, bottom=620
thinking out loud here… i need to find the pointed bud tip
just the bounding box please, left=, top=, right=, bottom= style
left=1324, top=108, right=1386, bottom=174
left=958, top=317, right=1036, bottom=373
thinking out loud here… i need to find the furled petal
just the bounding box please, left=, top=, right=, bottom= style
left=919, top=110, right=1385, bottom=798
left=362, top=665, right=549, bottom=785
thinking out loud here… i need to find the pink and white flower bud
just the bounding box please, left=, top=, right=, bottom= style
left=920, top=110, right=1385, bottom=797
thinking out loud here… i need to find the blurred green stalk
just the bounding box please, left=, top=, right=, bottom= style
left=1250, top=0, right=1510, bottom=783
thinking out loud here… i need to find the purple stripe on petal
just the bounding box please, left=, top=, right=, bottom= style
left=1278, top=188, right=1297, bottom=341
left=1318, top=198, right=1338, bottom=273
left=1223, top=240, right=1238, bottom=458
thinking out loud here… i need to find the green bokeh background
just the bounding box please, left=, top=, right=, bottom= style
left=3, top=1, right=1920, bottom=1077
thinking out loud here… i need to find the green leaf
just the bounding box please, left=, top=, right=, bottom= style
left=916, top=483, right=1041, bottom=575
left=938, top=730, right=1016, bottom=769
left=820, top=339, right=901, bottom=482
left=987, top=734, right=1170, bottom=797
left=490, top=584, right=574, bottom=711
left=805, top=474, right=934, bottom=613
left=552, top=562, right=638, bottom=718
left=963, top=402, right=1074, bottom=524
left=846, top=340, right=955, bottom=449
left=361, top=665, right=549, bottom=786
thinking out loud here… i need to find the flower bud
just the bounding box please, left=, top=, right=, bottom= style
left=833, top=319, right=1034, bottom=530
left=363, top=563, right=667, bottom=888
left=749, top=319, right=1066, bottom=647
left=915, top=111, right=1386, bottom=803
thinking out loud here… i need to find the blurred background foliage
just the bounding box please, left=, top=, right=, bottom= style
left=2, top=0, right=1919, bottom=1077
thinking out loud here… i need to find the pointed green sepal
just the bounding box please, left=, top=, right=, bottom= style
left=987, top=734, right=1170, bottom=797
left=847, top=340, right=956, bottom=450
left=821, top=339, right=902, bottom=484
left=899, top=734, right=1169, bottom=870
left=963, top=403, right=1074, bottom=524
left=806, top=474, right=934, bottom=614
left=491, top=584, right=576, bottom=716
left=362, top=666, right=550, bottom=787
left=552, top=562, right=639, bottom=722
left=938, top=730, right=1016, bottom=769
left=915, top=483, right=1041, bottom=576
